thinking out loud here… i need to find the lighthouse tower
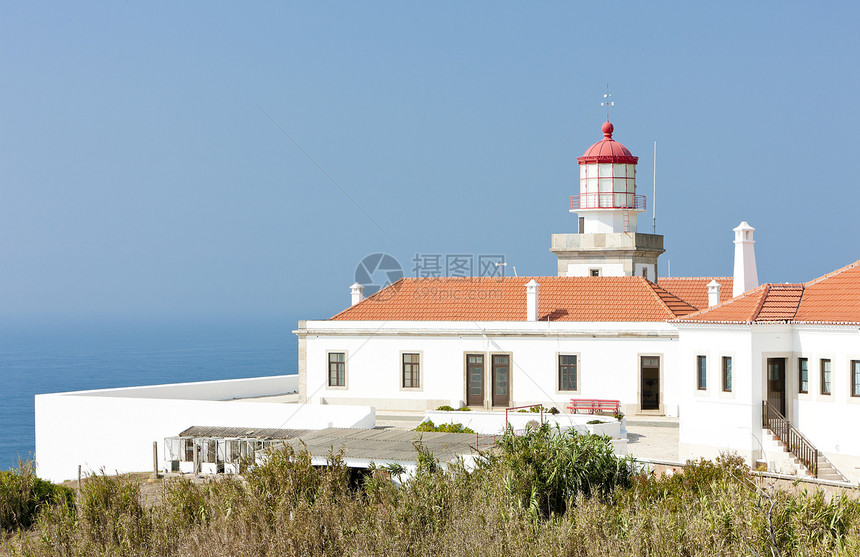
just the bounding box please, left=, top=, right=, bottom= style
left=551, top=120, right=665, bottom=280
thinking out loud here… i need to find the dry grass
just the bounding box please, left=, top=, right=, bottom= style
left=3, top=427, right=860, bottom=556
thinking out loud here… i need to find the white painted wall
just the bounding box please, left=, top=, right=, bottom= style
left=35, top=375, right=374, bottom=483
left=677, top=325, right=760, bottom=462
left=302, top=320, right=680, bottom=414
left=634, top=263, right=655, bottom=281
left=566, top=262, right=626, bottom=277
left=791, top=325, right=860, bottom=481
left=578, top=210, right=639, bottom=234
left=73, top=374, right=299, bottom=400
left=677, top=323, right=860, bottom=482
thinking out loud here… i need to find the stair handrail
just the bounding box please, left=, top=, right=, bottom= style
left=762, top=401, right=819, bottom=477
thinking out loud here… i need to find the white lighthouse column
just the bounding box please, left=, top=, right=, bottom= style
left=732, top=221, right=758, bottom=297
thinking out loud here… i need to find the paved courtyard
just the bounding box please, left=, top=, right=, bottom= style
left=624, top=417, right=680, bottom=462
left=375, top=410, right=681, bottom=463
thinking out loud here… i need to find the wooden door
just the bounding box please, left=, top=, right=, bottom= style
left=466, top=354, right=484, bottom=406
left=491, top=354, right=510, bottom=407
left=767, top=358, right=786, bottom=416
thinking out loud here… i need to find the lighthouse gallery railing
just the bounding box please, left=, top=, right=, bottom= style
left=570, top=193, right=646, bottom=211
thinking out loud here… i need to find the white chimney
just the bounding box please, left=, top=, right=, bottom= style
left=526, top=279, right=539, bottom=322
left=707, top=280, right=721, bottom=308
left=732, top=221, right=758, bottom=297
left=349, top=282, right=364, bottom=306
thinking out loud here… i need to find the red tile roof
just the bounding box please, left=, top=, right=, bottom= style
left=657, top=277, right=734, bottom=310
left=795, top=261, right=860, bottom=324
left=756, top=284, right=804, bottom=322
left=331, top=276, right=698, bottom=322
left=674, top=285, right=771, bottom=324
left=677, top=260, right=860, bottom=325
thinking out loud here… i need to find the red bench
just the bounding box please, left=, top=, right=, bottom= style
left=566, top=399, right=621, bottom=415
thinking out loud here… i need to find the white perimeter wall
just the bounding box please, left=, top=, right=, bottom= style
left=35, top=374, right=375, bottom=483
left=303, top=321, right=681, bottom=414
left=71, top=374, right=300, bottom=400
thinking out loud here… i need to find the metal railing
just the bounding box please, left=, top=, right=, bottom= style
left=475, top=433, right=499, bottom=449
left=570, top=193, right=646, bottom=211
left=505, top=404, right=545, bottom=430
left=762, top=401, right=818, bottom=477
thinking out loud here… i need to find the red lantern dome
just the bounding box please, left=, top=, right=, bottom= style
left=572, top=121, right=645, bottom=212
left=577, top=121, right=638, bottom=164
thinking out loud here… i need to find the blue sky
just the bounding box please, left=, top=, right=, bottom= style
left=2, top=2, right=858, bottom=321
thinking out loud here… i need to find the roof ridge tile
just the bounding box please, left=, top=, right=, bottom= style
left=645, top=279, right=698, bottom=318
left=803, top=259, right=860, bottom=287
left=749, top=284, right=772, bottom=323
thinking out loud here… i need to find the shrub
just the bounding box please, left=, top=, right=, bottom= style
left=488, top=423, right=631, bottom=518
left=0, top=461, right=74, bottom=532
left=8, top=445, right=860, bottom=556
left=517, top=405, right=558, bottom=414
left=435, top=405, right=454, bottom=411
left=76, top=471, right=151, bottom=549
left=414, top=420, right=475, bottom=434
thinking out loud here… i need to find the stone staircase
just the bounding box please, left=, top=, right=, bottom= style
left=816, top=454, right=849, bottom=482
left=761, top=428, right=848, bottom=482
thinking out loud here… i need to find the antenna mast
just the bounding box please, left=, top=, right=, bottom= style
left=652, top=141, right=657, bottom=234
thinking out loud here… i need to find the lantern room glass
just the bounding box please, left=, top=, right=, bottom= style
left=579, top=162, right=638, bottom=208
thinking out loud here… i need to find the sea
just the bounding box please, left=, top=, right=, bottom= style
left=0, top=315, right=300, bottom=472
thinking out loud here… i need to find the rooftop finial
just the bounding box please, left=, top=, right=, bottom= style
left=601, top=83, right=614, bottom=122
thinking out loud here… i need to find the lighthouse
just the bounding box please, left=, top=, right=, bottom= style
left=551, top=119, right=665, bottom=280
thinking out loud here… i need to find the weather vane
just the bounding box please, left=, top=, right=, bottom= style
left=601, top=84, right=614, bottom=121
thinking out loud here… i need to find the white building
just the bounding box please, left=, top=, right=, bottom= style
left=298, top=277, right=693, bottom=413
left=675, top=261, right=860, bottom=479
left=296, top=120, right=860, bottom=482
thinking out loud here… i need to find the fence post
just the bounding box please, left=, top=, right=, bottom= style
left=192, top=442, right=199, bottom=475
left=152, top=441, right=159, bottom=478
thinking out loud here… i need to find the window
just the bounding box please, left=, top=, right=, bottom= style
left=721, top=356, right=732, bottom=392
left=578, top=217, right=585, bottom=234
left=558, top=355, right=577, bottom=391
left=328, top=352, right=345, bottom=387
left=798, top=358, right=808, bottom=394
left=852, top=360, right=860, bottom=397
left=183, top=439, right=194, bottom=462
left=402, top=353, right=420, bottom=389
left=589, top=268, right=601, bottom=277
left=697, top=356, right=707, bottom=390
left=821, top=359, right=831, bottom=395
